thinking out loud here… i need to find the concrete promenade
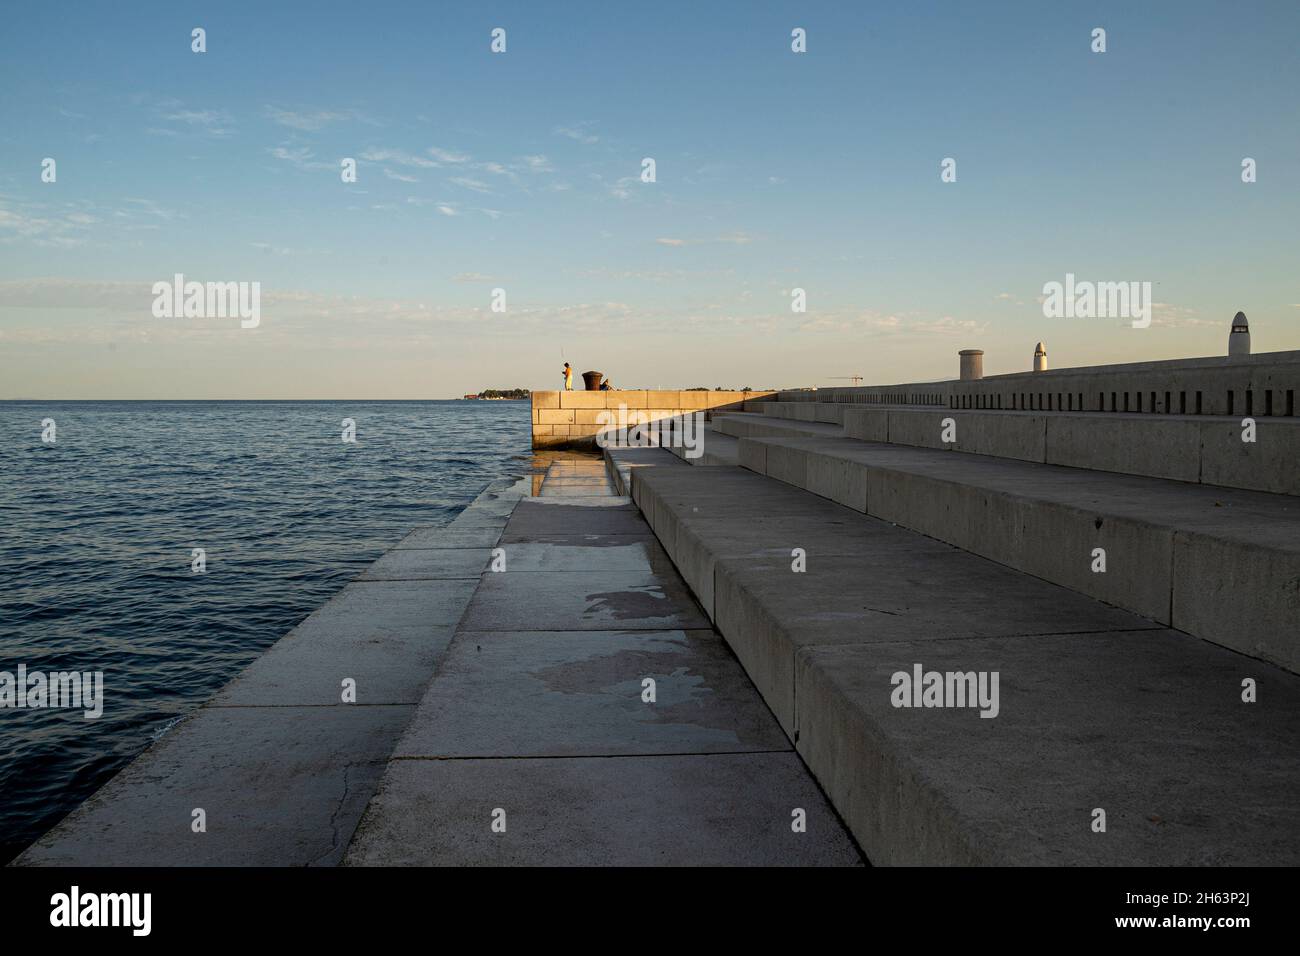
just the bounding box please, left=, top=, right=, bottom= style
left=344, top=456, right=862, bottom=865
left=15, top=455, right=862, bottom=866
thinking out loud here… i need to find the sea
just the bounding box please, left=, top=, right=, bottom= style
left=0, top=399, right=531, bottom=863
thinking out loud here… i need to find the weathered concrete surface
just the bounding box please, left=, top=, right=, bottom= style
left=345, top=753, right=862, bottom=866
left=666, top=423, right=740, bottom=466
left=629, top=462, right=1300, bottom=865
left=733, top=430, right=1300, bottom=672
left=495, top=534, right=674, bottom=573
left=605, top=444, right=685, bottom=495
left=213, top=579, right=475, bottom=707
left=356, top=548, right=490, bottom=580
left=461, top=570, right=711, bottom=631
left=498, top=497, right=654, bottom=537
left=344, top=457, right=863, bottom=866
left=1045, top=413, right=1203, bottom=482
left=15, top=704, right=414, bottom=866
left=393, top=629, right=791, bottom=757
left=395, top=526, right=503, bottom=549
left=796, top=631, right=1300, bottom=865
left=1198, top=416, right=1300, bottom=496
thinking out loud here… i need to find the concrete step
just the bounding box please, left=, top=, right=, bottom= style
left=715, top=417, right=1300, bottom=673
left=665, top=423, right=740, bottom=466
left=742, top=402, right=1300, bottom=495
left=627, top=462, right=1300, bottom=865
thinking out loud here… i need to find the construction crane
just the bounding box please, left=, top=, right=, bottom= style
left=828, top=376, right=864, bottom=385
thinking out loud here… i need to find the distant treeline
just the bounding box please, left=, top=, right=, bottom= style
left=477, top=388, right=530, bottom=399
left=686, top=387, right=756, bottom=392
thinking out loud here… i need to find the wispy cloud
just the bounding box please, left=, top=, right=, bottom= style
left=382, top=167, right=419, bottom=183
left=428, top=146, right=471, bottom=164
left=264, top=106, right=363, bottom=130
left=450, top=177, right=493, bottom=194
left=554, top=123, right=599, bottom=145
left=267, top=145, right=335, bottom=171
left=361, top=147, right=439, bottom=169
left=159, top=108, right=235, bottom=137
left=655, top=232, right=756, bottom=247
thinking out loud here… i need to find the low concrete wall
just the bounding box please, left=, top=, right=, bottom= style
left=531, top=389, right=774, bottom=449
left=777, top=349, right=1300, bottom=419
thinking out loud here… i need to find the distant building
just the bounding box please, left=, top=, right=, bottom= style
left=463, top=394, right=479, bottom=400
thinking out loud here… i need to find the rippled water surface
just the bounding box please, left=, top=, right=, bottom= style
left=0, top=400, right=530, bottom=862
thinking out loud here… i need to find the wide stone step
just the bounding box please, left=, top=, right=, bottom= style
left=628, top=463, right=1300, bottom=865
left=741, top=403, right=1300, bottom=495
left=716, top=421, right=1299, bottom=673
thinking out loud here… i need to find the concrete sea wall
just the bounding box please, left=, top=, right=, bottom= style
left=531, top=389, right=774, bottom=449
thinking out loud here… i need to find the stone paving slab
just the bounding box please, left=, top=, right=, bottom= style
left=395, top=526, right=503, bottom=549
left=15, top=704, right=414, bottom=867
left=356, top=547, right=490, bottom=581
left=343, top=752, right=863, bottom=866
left=394, top=629, right=792, bottom=758
left=539, top=486, right=617, bottom=498
left=213, top=579, right=478, bottom=707
left=501, top=498, right=651, bottom=536
left=461, top=570, right=710, bottom=631
left=494, top=535, right=672, bottom=572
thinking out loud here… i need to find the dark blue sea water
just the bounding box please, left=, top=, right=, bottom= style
left=0, top=400, right=530, bottom=863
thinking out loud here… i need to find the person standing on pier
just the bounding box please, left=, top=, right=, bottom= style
left=563, top=362, right=573, bottom=390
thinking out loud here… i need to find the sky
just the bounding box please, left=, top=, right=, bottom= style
left=1, top=0, right=1297, bottom=398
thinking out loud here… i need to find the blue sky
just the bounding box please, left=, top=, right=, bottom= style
left=1, top=0, right=1297, bottom=398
